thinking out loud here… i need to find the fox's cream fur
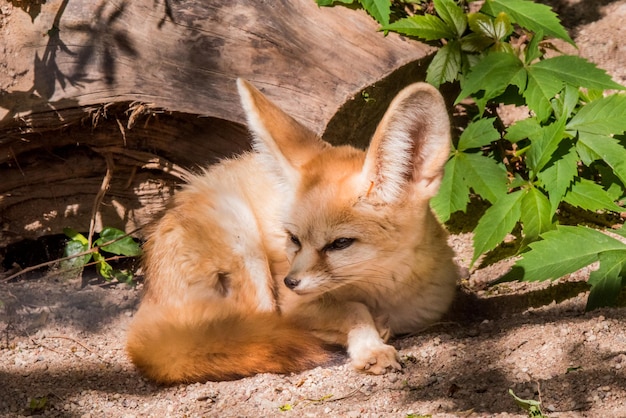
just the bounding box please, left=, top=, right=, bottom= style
left=126, top=79, right=459, bottom=383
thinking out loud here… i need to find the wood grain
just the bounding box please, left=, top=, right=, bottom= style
left=0, top=0, right=432, bottom=245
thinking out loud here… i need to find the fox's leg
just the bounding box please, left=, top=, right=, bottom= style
left=291, top=299, right=401, bottom=374
left=343, top=302, right=401, bottom=374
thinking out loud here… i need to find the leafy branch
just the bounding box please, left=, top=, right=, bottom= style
left=62, top=227, right=142, bottom=283
left=2, top=227, right=142, bottom=283
left=318, top=0, right=626, bottom=310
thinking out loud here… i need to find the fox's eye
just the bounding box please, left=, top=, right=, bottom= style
left=288, top=233, right=301, bottom=248
left=324, top=237, right=355, bottom=252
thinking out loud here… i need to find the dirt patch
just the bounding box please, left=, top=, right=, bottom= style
left=2, top=234, right=626, bottom=417
left=2, top=1, right=626, bottom=417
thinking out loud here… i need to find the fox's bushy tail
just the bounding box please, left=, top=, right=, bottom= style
left=126, top=304, right=331, bottom=383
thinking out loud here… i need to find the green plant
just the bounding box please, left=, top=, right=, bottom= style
left=509, top=389, right=548, bottom=418
left=318, top=0, right=626, bottom=310
left=278, top=403, right=293, bottom=411
left=62, top=227, right=142, bottom=283
left=28, top=396, right=48, bottom=414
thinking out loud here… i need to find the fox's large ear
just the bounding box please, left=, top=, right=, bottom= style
left=237, top=79, right=329, bottom=183
left=360, top=82, right=450, bottom=203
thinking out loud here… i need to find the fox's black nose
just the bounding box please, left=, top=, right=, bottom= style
left=284, top=276, right=300, bottom=289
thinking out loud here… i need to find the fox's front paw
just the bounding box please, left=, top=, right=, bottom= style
left=351, top=342, right=401, bottom=375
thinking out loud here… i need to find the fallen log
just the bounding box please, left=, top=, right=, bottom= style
left=0, top=0, right=433, bottom=247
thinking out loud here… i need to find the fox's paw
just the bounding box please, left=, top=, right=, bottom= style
left=350, top=342, right=401, bottom=375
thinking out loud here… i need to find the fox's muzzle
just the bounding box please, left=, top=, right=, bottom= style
left=284, top=276, right=300, bottom=290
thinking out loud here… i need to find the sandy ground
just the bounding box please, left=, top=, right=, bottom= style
left=3, top=1, right=626, bottom=417
left=1, top=233, right=625, bottom=417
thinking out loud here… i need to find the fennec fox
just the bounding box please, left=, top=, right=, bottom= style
left=126, top=79, right=459, bottom=383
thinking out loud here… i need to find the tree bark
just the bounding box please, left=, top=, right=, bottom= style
left=0, top=0, right=432, bottom=246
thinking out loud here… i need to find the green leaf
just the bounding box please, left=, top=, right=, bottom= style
left=95, top=227, right=142, bottom=257
left=465, top=52, right=482, bottom=69
left=564, top=178, right=624, bottom=213
left=482, top=0, right=574, bottom=45
left=434, top=0, right=467, bottom=37
left=63, top=239, right=90, bottom=262
left=581, top=88, right=605, bottom=102
left=562, top=85, right=581, bottom=118
left=566, top=94, right=626, bottom=136
left=431, top=155, right=470, bottom=222
left=586, top=250, right=626, bottom=311
left=468, top=13, right=497, bottom=39
left=505, top=117, right=541, bottom=143
left=493, top=12, right=514, bottom=40
left=359, top=0, right=390, bottom=26
left=576, top=132, right=626, bottom=187
left=511, top=225, right=626, bottom=282
left=63, top=227, right=89, bottom=245
left=525, top=66, right=564, bottom=122
left=524, top=29, right=544, bottom=64
left=508, top=389, right=543, bottom=411
left=279, top=403, right=293, bottom=412
left=491, top=40, right=515, bottom=54
left=537, top=144, right=578, bottom=214
left=531, top=56, right=624, bottom=92
left=426, top=41, right=462, bottom=87
left=468, top=12, right=512, bottom=41
left=458, top=118, right=500, bottom=150
left=456, top=52, right=526, bottom=111
left=460, top=32, right=494, bottom=52
left=472, top=190, right=524, bottom=265
left=552, top=84, right=580, bottom=120
left=596, top=164, right=626, bottom=201
left=382, top=15, right=454, bottom=40
left=316, top=0, right=355, bottom=5
left=520, top=186, right=554, bottom=245
left=61, top=229, right=91, bottom=272
left=526, top=117, right=566, bottom=176
left=93, top=252, right=114, bottom=280
left=29, top=396, right=48, bottom=413
left=112, top=269, right=135, bottom=284
left=510, top=173, right=527, bottom=189
left=457, top=152, right=508, bottom=203
left=575, top=140, right=600, bottom=166
left=615, top=224, right=626, bottom=239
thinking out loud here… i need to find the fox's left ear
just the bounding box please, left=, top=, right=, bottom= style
left=237, top=79, right=329, bottom=186
left=360, top=82, right=451, bottom=203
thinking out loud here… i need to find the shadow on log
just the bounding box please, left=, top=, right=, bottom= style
left=0, top=0, right=433, bottom=250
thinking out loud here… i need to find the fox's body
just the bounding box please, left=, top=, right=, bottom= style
left=126, top=79, right=459, bottom=383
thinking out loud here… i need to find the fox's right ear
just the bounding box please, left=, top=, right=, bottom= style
left=360, top=82, right=451, bottom=204
left=237, top=79, right=329, bottom=186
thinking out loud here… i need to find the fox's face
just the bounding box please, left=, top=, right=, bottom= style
left=283, top=198, right=394, bottom=296
left=280, top=146, right=435, bottom=296
left=237, top=79, right=451, bottom=298
left=282, top=147, right=373, bottom=295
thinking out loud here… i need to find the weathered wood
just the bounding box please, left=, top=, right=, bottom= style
left=0, top=0, right=433, bottom=246
left=0, top=110, right=250, bottom=244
